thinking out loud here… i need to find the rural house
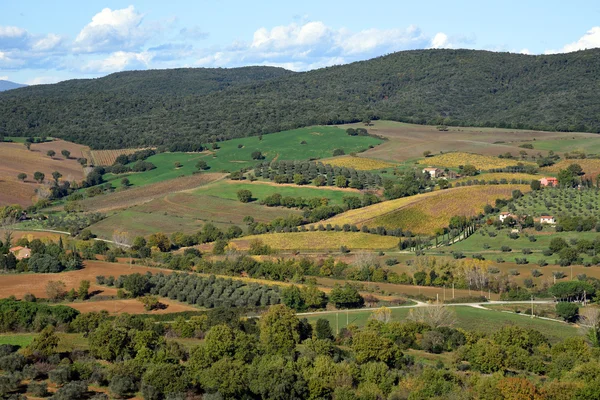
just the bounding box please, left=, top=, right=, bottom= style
left=422, top=167, right=442, bottom=178
left=539, top=215, right=556, bottom=224
left=539, top=177, right=558, bottom=187
left=498, top=212, right=514, bottom=222
left=9, top=246, right=31, bottom=260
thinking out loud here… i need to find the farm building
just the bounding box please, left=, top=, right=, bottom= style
left=498, top=212, right=514, bottom=222
left=9, top=246, right=31, bottom=260
left=539, top=215, right=556, bottom=224
left=539, top=177, right=558, bottom=187
left=423, top=167, right=442, bottom=178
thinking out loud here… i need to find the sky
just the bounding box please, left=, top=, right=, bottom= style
left=1, top=0, right=600, bottom=85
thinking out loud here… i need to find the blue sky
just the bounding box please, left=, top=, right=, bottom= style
left=1, top=0, right=600, bottom=85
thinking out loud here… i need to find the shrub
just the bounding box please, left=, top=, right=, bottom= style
left=515, top=258, right=528, bottom=265
left=524, top=278, right=534, bottom=288
left=52, top=381, right=87, bottom=400
left=522, top=248, right=532, bottom=255
left=385, top=258, right=398, bottom=266
left=28, top=381, right=48, bottom=397
left=508, top=269, right=520, bottom=276
left=531, top=269, right=542, bottom=278
left=109, top=375, right=137, bottom=399
left=236, top=189, right=252, bottom=203
left=501, top=246, right=512, bottom=252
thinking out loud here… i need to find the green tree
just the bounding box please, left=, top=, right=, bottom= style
left=556, top=302, right=579, bottom=322
left=281, top=285, right=305, bottom=311
left=25, top=326, right=60, bottom=358
left=259, top=304, right=300, bottom=355
left=352, top=330, right=403, bottom=366
left=462, top=164, right=478, bottom=176
left=335, top=175, right=348, bottom=188
left=88, top=322, right=131, bottom=361
left=77, top=280, right=90, bottom=300
left=237, top=189, right=253, bottom=203
left=17, top=173, right=27, bottom=181
left=123, top=273, right=150, bottom=297
left=47, top=150, right=56, bottom=158
left=33, top=171, right=45, bottom=183
left=329, top=283, right=364, bottom=308
left=196, top=160, right=209, bottom=170
left=61, top=149, right=71, bottom=159
left=120, top=177, right=130, bottom=187
left=51, top=171, right=62, bottom=183
left=315, top=319, right=334, bottom=340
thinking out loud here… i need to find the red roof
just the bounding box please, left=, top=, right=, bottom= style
left=9, top=246, right=24, bottom=252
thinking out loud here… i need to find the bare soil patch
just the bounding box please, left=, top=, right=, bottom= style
left=69, top=298, right=197, bottom=314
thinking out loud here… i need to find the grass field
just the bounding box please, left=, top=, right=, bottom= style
left=0, top=139, right=87, bottom=206
left=453, top=172, right=541, bottom=184
left=303, top=305, right=577, bottom=343
left=230, top=231, right=400, bottom=251
left=319, top=185, right=529, bottom=235
left=419, top=152, right=537, bottom=170
left=522, top=137, right=600, bottom=154
left=103, top=126, right=382, bottom=188
left=193, top=180, right=356, bottom=205
left=349, top=120, right=598, bottom=163
left=322, top=155, right=396, bottom=170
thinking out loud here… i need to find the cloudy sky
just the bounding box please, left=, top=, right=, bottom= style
left=1, top=0, right=600, bottom=85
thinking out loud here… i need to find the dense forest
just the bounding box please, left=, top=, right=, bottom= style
left=1, top=49, right=599, bottom=148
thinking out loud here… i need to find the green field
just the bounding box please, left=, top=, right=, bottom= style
left=104, top=126, right=382, bottom=188
left=193, top=180, right=353, bottom=205
left=522, top=137, right=600, bottom=154
left=2, top=136, right=54, bottom=144
left=303, top=306, right=577, bottom=344
left=511, top=188, right=600, bottom=218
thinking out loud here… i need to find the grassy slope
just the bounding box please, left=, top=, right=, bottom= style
left=304, top=306, right=576, bottom=344
left=104, top=126, right=381, bottom=187
left=524, top=137, right=600, bottom=154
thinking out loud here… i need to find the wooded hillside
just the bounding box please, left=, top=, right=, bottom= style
left=1, top=49, right=599, bottom=148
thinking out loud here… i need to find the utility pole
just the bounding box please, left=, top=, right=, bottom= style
left=452, top=283, right=455, bottom=299
left=336, top=313, right=339, bottom=335
left=531, top=296, right=534, bottom=318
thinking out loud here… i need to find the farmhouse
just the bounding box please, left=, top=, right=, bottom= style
left=539, top=177, right=558, bottom=187
left=498, top=212, right=514, bottom=222
left=9, top=246, right=31, bottom=260
left=423, top=167, right=442, bottom=178
left=539, top=215, right=556, bottom=224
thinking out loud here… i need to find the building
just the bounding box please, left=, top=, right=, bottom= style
left=540, top=215, right=556, bottom=224
left=498, top=212, right=513, bottom=222
left=539, top=177, right=558, bottom=187
left=422, top=167, right=442, bottom=178
left=9, top=246, right=31, bottom=260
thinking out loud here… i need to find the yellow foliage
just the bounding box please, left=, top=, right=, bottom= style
left=453, top=172, right=539, bottom=184
left=419, top=152, right=536, bottom=170
left=542, top=159, right=600, bottom=177
left=324, top=156, right=396, bottom=170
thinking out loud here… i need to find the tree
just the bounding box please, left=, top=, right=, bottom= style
left=335, top=175, right=348, bottom=188
left=120, top=177, right=130, bottom=187
left=24, top=142, right=31, bottom=150
left=281, top=285, right=305, bottom=311
left=123, top=273, right=150, bottom=297
left=196, top=160, right=209, bottom=170
left=52, top=171, right=62, bottom=183
left=423, top=150, right=432, bottom=157
left=61, top=149, right=71, bottom=159
left=26, top=326, right=59, bottom=358
left=17, top=173, right=27, bottom=182
left=138, top=295, right=160, bottom=311
left=315, top=319, right=334, bottom=340
left=407, top=304, right=456, bottom=328
left=251, top=151, right=264, bottom=160
left=78, top=280, right=90, bottom=300
left=110, top=375, right=137, bottom=399
left=259, top=304, right=300, bottom=355
left=462, top=165, right=478, bottom=176
left=332, top=148, right=345, bottom=156
left=33, top=171, right=45, bottom=183
left=46, top=280, right=66, bottom=301
left=47, top=150, right=56, bottom=158
left=352, top=330, right=403, bottom=366
left=556, top=302, right=579, bottom=322
left=370, top=306, right=392, bottom=323
left=530, top=180, right=541, bottom=190
left=329, top=283, right=364, bottom=308
left=237, top=189, right=253, bottom=203
left=148, top=232, right=170, bottom=252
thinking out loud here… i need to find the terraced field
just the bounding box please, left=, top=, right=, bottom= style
left=230, top=231, right=400, bottom=251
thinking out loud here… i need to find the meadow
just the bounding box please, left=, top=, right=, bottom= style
left=522, top=137, right=600, bottom=154
left=230, top=231, right=400, bottom=251
left=103, top=126, right=382, bottom=188
left=303, top=305, right=577, bottom=344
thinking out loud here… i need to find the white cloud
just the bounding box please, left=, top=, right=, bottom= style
left=82, top=51, right=153, bottom=73
left=74, top=6, right=148, bottom=53
left=32, top=33, right=64, bottom=52
left=519, top=48, right=531, bottom=55
left=0, top=76, right=8, bottom=80
left=429, top=32, right=450, bottom=49
left=0, top=26, right=30, bottom=49
left=546, top=26, right=600, bottom=54
left=26, top=76, right=63, bottom=85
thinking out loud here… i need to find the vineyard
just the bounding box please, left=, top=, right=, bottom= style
left=89, top=148, right=150, bottom=166
left=453, top=172, right=540, bottom=185
left=419, top=152, right=537, bottom=170
left=230, top=231, right=400, bottom=251
left=323, top=155, right=396, bottom=170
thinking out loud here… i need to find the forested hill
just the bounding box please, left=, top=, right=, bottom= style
left=1, top=49, right=599, bottom=149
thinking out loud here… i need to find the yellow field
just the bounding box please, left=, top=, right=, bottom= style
left=318, top=185, right=530, bottom=235
left=542, top=159, right=600, bottom=178
left=230, top=231, right=400, bottom=251
left=453, top=172, right=540, bottom=184
left=419, top=152, right=536, bottom=170
left=89, top=148, right=150, bottom=166
left=323, top=155, right=396, bottom=170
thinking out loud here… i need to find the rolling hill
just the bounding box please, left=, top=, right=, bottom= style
left=0, top=80, right=27, bottom=92
left=1, top=49, right=599, bottom=149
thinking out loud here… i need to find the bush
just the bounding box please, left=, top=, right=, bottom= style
left=556, top=302, right=579, bottom=322
left=52, top=381, right=87, bottom=400
left=385, top=258, right=398, bottom=266
left=236, top=189, right=252, bottom=203
left=531, top=269, right=542, bottom=277
left=109, top=375, right=137, bottom=399
left=28, top=381, right=48, bottom=397
left=500, top=246, right=512, bottom=252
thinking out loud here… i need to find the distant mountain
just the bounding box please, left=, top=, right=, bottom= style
left=0, top=80, right=27, bottom=92
left=0, top=49, right=599, bottom=149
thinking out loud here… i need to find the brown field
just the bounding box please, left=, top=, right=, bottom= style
left=320, top=185, right=530, bottom=235
left=0, top=139, right=88, bottom=206
left=88, top=148, right=150, bottom=166
left=68, top=298, right=197, bottom=315
left=74, top=172, right=227, bottom=213
left=347, top=120, right=597, bottom=162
